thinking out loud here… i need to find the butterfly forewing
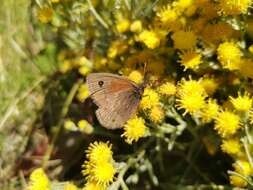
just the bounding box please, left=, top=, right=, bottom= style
left=86, top=73, right=141, bottom=129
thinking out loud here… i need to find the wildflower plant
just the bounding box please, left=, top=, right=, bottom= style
left=4, top=0, right=253, bottom=189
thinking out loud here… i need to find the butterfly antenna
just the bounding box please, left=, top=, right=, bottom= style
left=142, top=62, right=149, bottom=87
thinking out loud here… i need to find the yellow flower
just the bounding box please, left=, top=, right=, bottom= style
left=233, top=160, right=253, bottom=176
left=177, top=92, right=206, bottom=115
left=79, top=66, right=91, bottom=76
left=138, top=30, right=160, bottom=49
left=140, top=88, right=160, bottom=110
left=83, top=181, right=105, bottom=190
left=230, top=92, right=252, bottom=112
left=77, top=83, right=89, bottom=102
left=214, top=111, right=241, bottom=138
left=107, top=40, right=128, bottom=59
left=86, top=141, right=113, bottom=164
left=178, top=50, right=202, bottom=70
left=146, top=60, right=166, bottom=75
left=130, top=20, right=142, bottom=33
left=156, top=5, right=178, bottom=27
left=177, top=79, right=206, bottom=96
left=128, top=70, right=143, bottom=84
left=122, top=117, right=147, bottom=144
left=218, top=0, right=252, bottom=16
left=199, top=1, right=218, bottom=20
left=238, top=58, right=253, bottom=78
left=221, top=138, right=242, bottom=156
left=201, top=23, right=235, bottom=44
left=149, top=106, right=165, bottom=123
left=200, top=99, right=219, bottom=123
left=158, top=82, right=176, bottom=97
left=64, top=182, right=79, bottom=190
left=60, top=60, right=72, bottom=73
left=116, top=19, right=130, bottom=33
left=200, top=76, right=219, bottom=95
left=78, top=120, right=94, bottom=134
left=249, top=45, right=253, bottom=54
left=64, top=119, right=77, bottom=131
left=82, top=141, right=116, bottom=187
left=176, top=79, right=207, bottom=114
left=78, top=57, right=93, bottom=76
left=37, top=7, right=53, bottom=23
left=28, top=168, right=50, bottom=190
left=175, top=0, right=193, bottom=11
left=217, top=41, right=241, bottom=70
left=91, top=162, right=116, bottom=186
left=51, top=0, right=60, bottom=3
left=230, top=175, right=247, bottom=187
left=172, top=30, right=197, bottom=49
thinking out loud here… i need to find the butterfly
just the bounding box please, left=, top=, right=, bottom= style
left=86, top=73, right=146, bottom=129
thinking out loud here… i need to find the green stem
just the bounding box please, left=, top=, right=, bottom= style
left=242, top=138, right=253, bottom=169
left=87, top=0, right=109, bottom=29
left=42, top=79, right=82, bottom=168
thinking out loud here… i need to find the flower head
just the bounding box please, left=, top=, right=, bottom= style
left=214, top=110, right=241, bottom=138
left=128, top=70, right=143, bottom=84
left=83, top=181, right=105, bottom=190
left=200, top=99, right=219, bottom=123
left=77, top=83, right=89, bottom=102
left=149, top=106, right=165, bottom=123
left=64, top=182, right=78, bottom=190
left=230, top=92, right=252, bottom=112
left=221, top=138, right=242, bottom=156
left=172, top=30, right=197, bottom=50
left=122, top=117, right=147, bottom=144
left=140, top=88, right=160, bottom=110
left=230, top=175, right=247, bottom=187
left=82, top=141, right=116, bottom=187
left=176, top=79, right=207, bottom=115
left=156, top=5, right=178, bottom=27
left=91, top=162, right=116, bottom=185
left=200, top=76, right=219, bottom=95
left=218, top=0, right=252, bottom=16
left=178, top=50, right=202, bottom=70
left=138, top=30, right=160, bottom=49
left=217, top=41, right=241, bottom=70
left=28, top=168, right=50, bottom=190
left=116, top=19, right=130, bottom=33
left=37, top=8, right=53, bottom=23
left=86, top=141, right=113, bottom=164
left=158, top=82, right=176, bottom=97
left=233, top=160, right=253, bottom=176
left=130, top=20, right=142, bottom=33
left=78, top=120, right=94, bottom=134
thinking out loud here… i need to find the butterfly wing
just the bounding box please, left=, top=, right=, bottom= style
left=86, top=73, right=140, bottom=129
left=95, top=90, right=140, bottom=129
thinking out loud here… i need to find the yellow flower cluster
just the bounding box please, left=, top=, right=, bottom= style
left=36, top=0, right=253, bottom=188
left=82, top=141, right=116, bottom=189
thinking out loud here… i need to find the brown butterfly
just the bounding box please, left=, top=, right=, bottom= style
left=86, top=73, right=146, bottom=129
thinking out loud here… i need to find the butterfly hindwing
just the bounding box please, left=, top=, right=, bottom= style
left=95, top=90, right=140, bottom=129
